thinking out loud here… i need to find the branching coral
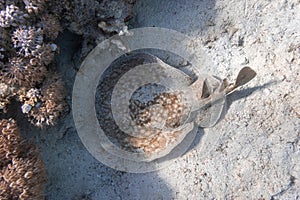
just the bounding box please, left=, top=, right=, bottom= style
left=0, top=83, right=16, bottom=112
left=97, top=0, right=134, bottom=33
left=19, top=74, right=67, bottom=127
left=47, top=0, right=73, bottom=22
left=0, top=119, right=47, bottom=200
left=40, top=14, right=62, bottom=41
left=0, top=119, right=22, bottom=167
left=23, top=0, right=49, bottom=14
left=31, top=44, right=56, bottom=65
left=0, top=5, right=28, bottom=28
left=31, top=74, right=66, bottom=127
left=66, top=0, right=135, bottom=55
left=0, top=15, right=15, bottom=59
left=0, top=0, right=68, bottom=124
left=0, top=28, right=12, bottom=61
left=12, top=26, right=43, bottom=57
left=0, top=57, right=47, bottom=87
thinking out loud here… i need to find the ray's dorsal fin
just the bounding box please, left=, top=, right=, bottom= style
left=201, top=79, right=211, bottom=99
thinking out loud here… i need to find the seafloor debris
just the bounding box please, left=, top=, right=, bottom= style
left=0, top=119, right=47, bottom=200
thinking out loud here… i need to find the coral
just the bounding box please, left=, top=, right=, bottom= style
left=40, top=14, right=62, bottom=40
left=19, top=74, right=67, bottom=127
left=31, top=44, right=56, bottom=65
left=0, top=5, right=28, bottom=28
left=47, top=0, right=73, bottom=22
left=0, top=0, right=134, bottom=126
left=0, top=119, right=47, bottom=200
left=97, top=0, right=134, bottom=33
left=23, top=0, right=49, bottom=14
left=66, top=0, right=135, bottom=55
left=0, top=83, right=16, bottom=112
left=12, top=26, right=43, bottom=57
left=0, top=119, right=22, bottom=167
left=0, top=0, right=69, bottom=129
left=0, top=28, right=13, bottom=61
left=0, top=56, right=47, bottom=87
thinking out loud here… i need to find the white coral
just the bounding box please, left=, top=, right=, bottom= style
left=18, top=76, right=66, bottom=128
left=12, top=26, right=43, bottom=57
left=20, top=88, right=41, bottom=114
left=0, top=5, right=28, bottom=28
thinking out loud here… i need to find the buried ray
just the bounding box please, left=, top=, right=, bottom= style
left=99, top=52, right=257, bottom=162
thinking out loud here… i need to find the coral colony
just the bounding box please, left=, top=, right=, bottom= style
left=0, top=0, right=135, bottom=199
left=0, top=119, right=47, bottom=200
left=0, top=3, right=65, bottom=127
